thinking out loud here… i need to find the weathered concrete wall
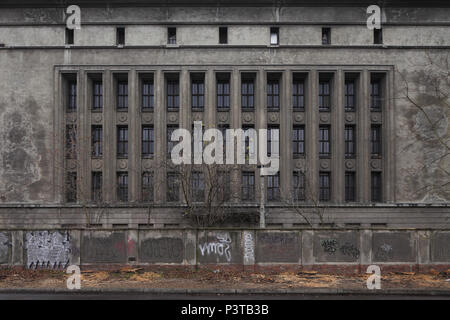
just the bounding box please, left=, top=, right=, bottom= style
left=1, top=228, right=449, bottom=269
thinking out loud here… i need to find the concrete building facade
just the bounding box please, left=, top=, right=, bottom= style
left=0, top=1, right=449, bottom=268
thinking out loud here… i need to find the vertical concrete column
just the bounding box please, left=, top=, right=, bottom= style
left=205, top=68, right=216, bottom=128
left=154, top=69, right=166, bottom=203
left=306, top=70, right=318, bottom=203
left=69, top=230, right=81, bottom=266
left=280, top=70, right=292, bottom=198
left=301, top=230, right=314, bottom=267
left=103, top=70, right=114, bottom=203
left=12, top=231, right=24, bottom=266
left=417, top=230, right=431, bottom=265
left=77, top=70, right=89, bottom=203
left=127, top=230, right=138, bottom=264
left=360, top=229, right=372, bottom=266
left=333, top=69, right=344, bottom=203
left=129, top=69, right=139, bottom=202
left=358, top=70, right=370, bottom=203
left=384, top=70, right=396, bottom=203
left=231, top=68, right=240, bottom=202
left=180, top=68, right=190, bottom=203
left=255, top=68, right=266, bottom=202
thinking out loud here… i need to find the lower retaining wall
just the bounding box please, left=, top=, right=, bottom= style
left=0, top=229, right=449, bottom=270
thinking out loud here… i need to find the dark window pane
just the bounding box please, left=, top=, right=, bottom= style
left=93, top=81, right=103, bottom=110
left=142, top=80, right=154, bottom=110
left=319, top=125, right=330, bottom=158
left=117, top=126, right=128, bottom=157
left=345, top=172, right=356, bottom=202
left=91, top=126, right=102, bottom=157
left=92, top=172, right=102, bottom=202
left=167, top=172, right=179, bottom=202
left=117, top=81, right=128, bottom=110
left=293, top=126, right=305, bottom=156
left=242, top=172, right=255, bottom=201
left=319, top=172, right=331, bottom=201
left=142, top=172, right=154, bottom=202
left=345, top=125, right=356, bottom=158
left=293, top=171, right=306, bottom=201
left=371, top=172, right=382, bottom=202
left=66, top=172, right=77, bottom=203
left=117, top=172, right=128, bottom=202
left=142, top=126, right=154, bottom=157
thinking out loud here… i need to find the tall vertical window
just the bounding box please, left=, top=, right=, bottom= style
left=191, top=77, right=205, bottom=109
left=218, top=171, right=231, bottom=202
left=345, top=172, right=356, bottom=202
left=217, top=78, right=230, bottom=109
left=66, top=172, right=77, bottom=203
left=67, top=81, right=77, bottom=112
left=168, top=27, right=176, bottom=44
left=65, top=124, right=77, bottom=159
left=192, top=172, right=205, bottom=202
left=319, top=81, right=331, bottom=111
left=242, top=125, right=255, bottom=161
left=371, top=79, right=382, bottom=111
left=241, top=77, right=254, bottom=109
left=345, top=80, right=355, bottom=111
left=267, top=174, right=280, bottom=201
left=117, top=172, right=128, bottom=202
left=293, top=125, right=305, bottom=157
left=91, top=125, right=102, bottom=157
left=93, top=81, right=103, bottom=111
left=322, top=27, right=331, bottom=44
left=267, top=125, right=279, bottom=157
left=117, top=81, right=128, bottom=110
left=92, top=172, right=102, bottom=202
left=167, top=79, right=179, bottom=109
left=345, top=125, right=356, bottom=158
left=374, top=28, right=383, bottom=44
left=116, top=27, right=125, bottom=45
left=117, top=126, right=128, bottom=158
left=142, top=126, right=154, bottom=158
left=242, top=172, right=255, bottom=201
left=371, top=125, right=382, bottom=157
left=167, top=172, right=179, bottom=202
left=371, top=172, right=382, bottom=202
left=267, top=79, right=280, bottom=109
left=270, top=27, right=279, bottom=45
left=293, top=171, right=306, bottom=201
left=319, top=172, right=331, bottom=201
left=219, top=27, right=228, bottom=44
left=142, top=80, right=154, bottom=110
left=167, top=125, right=178, bottom=158
left=65, top=28, right=74, bottom=45
left=292, top=79, right=305, bottom=110
left=319, top=125, right=330, bottom=158
left=142, top=172, right=154, bottom=202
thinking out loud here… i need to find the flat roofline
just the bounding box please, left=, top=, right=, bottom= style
left=1, top=0, right=450, bottom=8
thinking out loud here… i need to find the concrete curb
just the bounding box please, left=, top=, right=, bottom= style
left=0, top=287, right=449, bottom=296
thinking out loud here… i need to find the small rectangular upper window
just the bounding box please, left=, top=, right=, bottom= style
left=374, top=28, right=383, bottom=45
left=219, top=27, right=228, bottom=44
left=116, top=27, right=125, bottom=45
left=270, top=27, right=279, bottom=45
left=65, top=28, right=74, bottom=45
left=168, top=27, right=177, bottom=44
left=322, top=27, right=331, bottom=45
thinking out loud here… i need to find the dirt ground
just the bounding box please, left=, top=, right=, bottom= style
left=0, top=267, right=449, bottom=290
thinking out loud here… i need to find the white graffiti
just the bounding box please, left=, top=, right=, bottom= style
left=243, top=232, right=254, bottom=264
left=26, top=231, right=71, bottom=269
left=199, top=233, right=232, bottom=262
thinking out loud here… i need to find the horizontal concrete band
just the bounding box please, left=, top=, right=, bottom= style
left=1, top=229, right=449, bottom=267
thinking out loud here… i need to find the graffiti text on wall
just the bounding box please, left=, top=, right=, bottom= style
left=26, top=231, right=70, bottom=269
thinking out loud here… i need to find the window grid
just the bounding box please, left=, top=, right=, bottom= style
left=319, top=81, right=330, bottom=111
left=117, top=81, right=128, bottom=110
left=142, top=80, right=154, bottom=110
left=167, top=172, right=179, bottom=202
left=241, top=79, right=254, bottom=109
left=91, top=125, right=102, bottom=158
left=167, top=79, right=179, bottom=109
left=345, top=125, right=356, bottom=158
left=142, top=172, right=154, bottom=202
left=292, top=80, right=305, bottom=110
left=267, top=80, right=280, bottom=109
left=67, top=81, right=77, bottom=112
left=371, top=125, right=382, bottom=157
left=142, top=126, right=154, bottom=158
left=93, top=81, right=103, bottom=111
left=293, top=171, right=306, bottom=201
left=191, top=80, right=205, bottom=109
left=217, top=80, right=230, bottom=109
left=345, top=172, right=356, bottom=202
left=117, top=172, right=128, bottom=202
left=345, top=81, right=355, bottom=112
left=319, top=125, right=330, bottom=158
left=293, top=125, right=305, bottom=157
left=371, top=172, right=382, bottom=202
left=319, top=172, right=331, bottom=202
left=267, top=174, right=280, bottom=201
left=371, top=80, right=382, bottom=111
left=92, top=172, right=102, bottom=202
left=117, top=126, right=128, bottom=158
left=242, top=172, right=255, bottom=202
left=192, top=172, right=205, bottom=202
